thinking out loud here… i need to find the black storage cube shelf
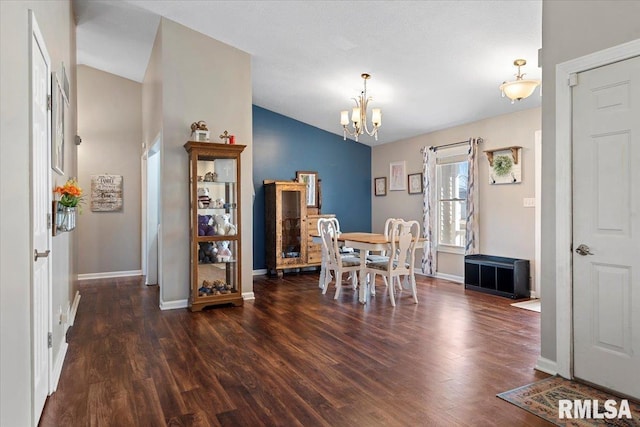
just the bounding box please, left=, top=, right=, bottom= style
left=464, top=254, right=529, bottom=299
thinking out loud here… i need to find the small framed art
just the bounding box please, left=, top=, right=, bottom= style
left=389, top=161, right=406, bottom=191
left=374, top=177, right=387, bottom=196
left=408, top=172, right=423, bottom=194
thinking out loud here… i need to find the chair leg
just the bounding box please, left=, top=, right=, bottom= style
left=333, top=272, right=343, bottom=299
left=410, top=273, right=418, bottom=304
left=351, top=271, right=358, bottom=290
left=388, top=274, right=396, bottom=307
left=321, top=268, right=333, bottom=295
left=370, top=273, right=377, bottom=296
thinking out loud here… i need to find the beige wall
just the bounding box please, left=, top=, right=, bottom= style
left=143, top=18, right=253, bottom=305
left=373, top=108, right=540, bottom=279
left=0, top=1, right=77, bottom=425
left=540, top=0, right=640, bottom=366
left=77, top=65, right=142, bottom=275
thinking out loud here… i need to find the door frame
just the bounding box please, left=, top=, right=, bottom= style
left=555, top=39, right=640, bottom=379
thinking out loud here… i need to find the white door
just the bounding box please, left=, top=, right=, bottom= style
left=30, top=11, right=52, bottom=424
left=572, top=55, right=640, bottom=399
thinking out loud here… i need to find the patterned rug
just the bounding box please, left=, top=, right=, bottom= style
left=497, top=376, right=640, bottom=426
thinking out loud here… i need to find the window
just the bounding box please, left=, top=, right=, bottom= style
left=437, top=159, right=468, bottom=251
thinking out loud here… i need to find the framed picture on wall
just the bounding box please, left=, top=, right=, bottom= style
left=51, top=72, right=65, bottom=175
left=389, top=161, right=406, bottom=191
left=374, top=177, right=387, bottom=196
left=296, top=170, right=319, bottom=207
left=408, top=172, right=423, bottom=194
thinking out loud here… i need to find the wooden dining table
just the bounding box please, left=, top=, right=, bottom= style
left=338, top=232, right=395, bottom=304
left=314, top=231, right=426, bottom=304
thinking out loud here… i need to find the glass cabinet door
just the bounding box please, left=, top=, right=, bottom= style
left=280, top=190, right=302, bottom=260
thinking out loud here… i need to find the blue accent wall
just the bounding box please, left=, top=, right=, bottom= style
left=253, top=105, right=372, bottom=269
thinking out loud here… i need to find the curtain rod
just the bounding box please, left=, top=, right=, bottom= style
left=420, top=137, right=483, bottom=153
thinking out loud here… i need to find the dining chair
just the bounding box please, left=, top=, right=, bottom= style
left=318, top=218, right=360, bottom=299
left=365, top=219, right=420, bottom=306
left=366, top=217, right=402, bottom=290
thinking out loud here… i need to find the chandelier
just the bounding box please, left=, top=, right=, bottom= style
left=340, top=73, right=381, bottom=142
left=499, top=59, right=540, bottom=103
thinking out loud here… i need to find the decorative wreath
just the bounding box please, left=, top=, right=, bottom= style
left=493, top=155, right=513, bottom=176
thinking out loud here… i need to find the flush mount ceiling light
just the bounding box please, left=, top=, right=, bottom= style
left=340, top=73, right=381, bottom=142
left=499, top=59, right=540, bottom=103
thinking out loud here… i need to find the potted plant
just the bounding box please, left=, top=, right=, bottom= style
left=54, top=178, right=83, bottom=232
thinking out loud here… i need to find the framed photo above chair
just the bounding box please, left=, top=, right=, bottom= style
left=408, top=172, right=423, bottom=194
left=389, top=161, right=406, bottom=191
left=374, top=177, right=387, bottom=196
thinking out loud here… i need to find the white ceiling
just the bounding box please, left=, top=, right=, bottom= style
left=73, top=0, right=542, bottom=146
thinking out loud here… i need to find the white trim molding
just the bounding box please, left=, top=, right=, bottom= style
left=50, top=339, right=68, bottom=393
left=555, top=39, right=640, bottom=380
left=68, top=291, right=81, bottom=326
left=159, top=299, right=188, bottom=311
left=242, top=292, right=255, bottom=301
left=252, top=269, right=268, bottom=276
left=535, top=356, right=558, bottom=376
left=414, top=268, right=464, bottom=284
left=78, top=270, right=143, bottom=281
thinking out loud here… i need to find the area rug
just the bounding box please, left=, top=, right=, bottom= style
left=498, top=376, right=640, bottom=426
left=511, top=299, right=541, bottom=312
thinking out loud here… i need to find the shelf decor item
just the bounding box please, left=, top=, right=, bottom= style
left=484, top=146, right=522, bottom=184
left=190, top=120, right=210, bottom=142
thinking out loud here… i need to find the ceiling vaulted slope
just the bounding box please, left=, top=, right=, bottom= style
left=73, top=0, right=542, bottom=146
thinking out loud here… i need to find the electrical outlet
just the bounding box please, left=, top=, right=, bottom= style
left=523, top=198, right=535, bottom=208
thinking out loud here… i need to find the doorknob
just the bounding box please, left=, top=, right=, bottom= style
left=34, top=249, right=50, bottom=261
left=575, top=244, right=594, bottom=256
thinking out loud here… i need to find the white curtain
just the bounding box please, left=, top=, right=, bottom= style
left=465, top=138, right=481, bottom=255
left=421, top=147, right=437, bottom=275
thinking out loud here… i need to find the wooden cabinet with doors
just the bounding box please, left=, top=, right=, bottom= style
left=184, top=141, right=245, bottom=311
left=264, top=180, right=335, bottom=277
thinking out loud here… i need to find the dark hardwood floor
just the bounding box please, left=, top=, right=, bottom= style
left=40, top=273, right=552, bottom=426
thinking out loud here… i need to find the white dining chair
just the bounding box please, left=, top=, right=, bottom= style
left=366, top=217, right=402, bottom=290
left=318, top=218, right=360, bottom=299
left=365, top=219, right=420, bottom=306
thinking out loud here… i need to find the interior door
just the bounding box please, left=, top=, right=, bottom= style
left=30, top=11, right=52, bottom=423
left=572, top=55, right=640, bottom=399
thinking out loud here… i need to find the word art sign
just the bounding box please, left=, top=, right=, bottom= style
left=91, top=174, right=123, bottom=212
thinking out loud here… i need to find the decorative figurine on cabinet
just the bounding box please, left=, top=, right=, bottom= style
left=216, top=241, right=232, bottom=262
left=214, top=213, right=237, bottom=236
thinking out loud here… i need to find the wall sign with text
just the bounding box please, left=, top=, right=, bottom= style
left=91, top=174, right=123, bottom=212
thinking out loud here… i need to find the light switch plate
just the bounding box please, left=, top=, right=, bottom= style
left=523, top=198, right=535, bottom=208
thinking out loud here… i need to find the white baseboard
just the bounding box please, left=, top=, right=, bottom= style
left=535, top=356, right=558, bottom=375
left=69, top=291, right=81, bottom=326
left=242, top=292, right=255, bottom=301
left=78, top=270, right=142, bottom=281
left=435, top=272, right=464, bottom=284
left=159, top=299, right=188, bottom=310
left=529, top=290, right=538, bottom=299
left=50, top=339, right=68, bottom=393
left=252, top=269, right=267, bottom=276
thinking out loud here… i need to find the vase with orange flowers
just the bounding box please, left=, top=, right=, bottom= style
left=54, top=178, right=83, bottom=232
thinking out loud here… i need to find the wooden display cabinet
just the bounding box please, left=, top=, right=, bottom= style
left=263, top=180, right=334, bottom=277
left=184, top=141, right=245, bottom=311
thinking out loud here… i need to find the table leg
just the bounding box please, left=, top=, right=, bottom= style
left=358, top=249, right=367, bottom=304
